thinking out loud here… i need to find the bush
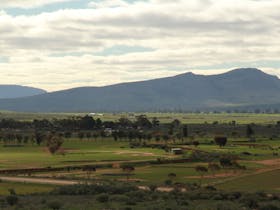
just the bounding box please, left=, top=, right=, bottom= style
left=47, top=201, right=63, bottom=210
left=165, top=179, right=172, bottom=186
left=126, top=190, right=148, bottom=201
left=109, top=195, right=129, bottom=202
left=6, top=195, right=18, bottom=206
left=149, top=184, right=158, bottom=192
left=96, top=193, right=109, bottom=203
left=260, top=204, right=280, bottom=210
left=52, top=183, right=137, bottom=195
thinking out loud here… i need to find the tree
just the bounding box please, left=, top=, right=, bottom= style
left=208, top=163, right=220, bottom=177
left=136, top=115, right=152, bottom=128
left=171, top=119, right=181, bottom=128
left=95, top=118, right=102, bottom=129
left=121, top=165, right=135, bottom=181
left=86, top=132, right=91, bottom=140
left=34, top=131, right=45, bottom=146
left=214, top=136, right=227, bottom=147
left=182, top=125, right=188, bottom=139
left=46, top=133, right=64, bottom=155
left=15, top=134, right=23, bottom=144
left=168, top=172, right=176, bottom=184
left=175, top=133, right=183, bottom=142
left=82, top=165, right=96, bottom=181
left=162, top=134, right=169, bottom=144
left=80, top=115, right=95, bottom=130
left=195, top=165, right=208, bottom=186
left=152, top=117, right=160, bottom=128
left=78, top=132, right=84, bottom=141
left=118, top=117, right=132, bottom=127
left=193, top=140, right=200, bottom=147
left=219, top=156, right=234, bottom=168
left=246, top=125, right=254, bottom=138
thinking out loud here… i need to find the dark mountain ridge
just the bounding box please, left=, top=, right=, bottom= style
left=0, top=85, right=47, bottom=99
left=0, top=68, right=279, bottom=112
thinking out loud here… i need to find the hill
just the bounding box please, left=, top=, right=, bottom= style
left=0, top=68, right=279, bottom=112
left=0, top=85, right=47, bottom=99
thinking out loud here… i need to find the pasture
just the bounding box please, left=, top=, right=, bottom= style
left=1, top=111, right=280, bottom=124
left=0, top=137, right=279, bottom=195
left=0, top=112, right=279, bottom=208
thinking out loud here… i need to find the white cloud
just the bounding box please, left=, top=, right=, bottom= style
left=88, top=0, right=128, bottom=9
left=0, top=0, right=279, bottom=90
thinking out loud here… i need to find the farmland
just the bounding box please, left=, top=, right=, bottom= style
left=2, top=111, right=280, bottom=124
left=0, top=113, right=279, bottom=209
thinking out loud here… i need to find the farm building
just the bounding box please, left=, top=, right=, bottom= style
left=171, top=148, right=183, bottom=155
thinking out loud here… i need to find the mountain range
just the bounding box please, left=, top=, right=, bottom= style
left=0, top=68, right=280, bottom=112
left=0, top=85, right=46, bottom=99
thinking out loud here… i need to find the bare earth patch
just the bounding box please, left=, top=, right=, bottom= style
left=254, top=158, right=280, bottom=166
left=117, top=178, right=145, bottom=182
left=0, top=176, right=78, bottom=185
left=186, top=172, right=241, bottom=179
left=115, top=151, right=155, bottom=156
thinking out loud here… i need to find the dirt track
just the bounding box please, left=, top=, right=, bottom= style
left=0, top=176, right=79, bottom=185
left=0, top=176, right=179, bottom=192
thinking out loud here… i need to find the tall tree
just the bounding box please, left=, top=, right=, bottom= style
left=195, top=165, right=208, bottom=186
left=214, top=136, right=227, bottom=147
left=182, top=125, right=188, bottom=138
left=121, top=165, right=135, bottom=181
left=34, top=132, right=45, bottom=146
left=46, top=133, right=64, bottom=155
left=246, top=125, right=254, bottom=138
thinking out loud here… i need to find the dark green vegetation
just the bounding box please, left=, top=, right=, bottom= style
left=0, top=85, right=46, bottom=99
left=0, top=183, right=279, bottom=210
left=0, top=113, right=279, bottom=209
left=1, top=68, right=280, bottom=112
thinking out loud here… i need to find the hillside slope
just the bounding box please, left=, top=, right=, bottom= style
left=0, top=68, right=279, bottom=112
left=0, top=85, right=47, bottom=99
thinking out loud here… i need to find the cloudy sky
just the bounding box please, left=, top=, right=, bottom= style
left=0, top=0, right=279, bottom=91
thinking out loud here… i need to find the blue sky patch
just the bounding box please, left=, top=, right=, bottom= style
left=0, top=56, right=9, bottom=63
left=95, top=45, right=155, bottom=56
left=5, top=0, right=147, bottom=16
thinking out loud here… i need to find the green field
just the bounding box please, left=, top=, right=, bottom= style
left=0, top=138, right=277, bottom=193
left=0, top=140, right=166, bottom=169
left=0, top=182, right=54, bottom=195
left=217, top=169, right=280, bottom=192
left=2, top=111, right=280, bottom=124
left=0, top=112, right=279, bottom=207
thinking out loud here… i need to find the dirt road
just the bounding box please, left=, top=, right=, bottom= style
left=0, top=176, right=79, bottom=185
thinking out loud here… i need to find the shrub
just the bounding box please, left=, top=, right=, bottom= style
left=47, top=201, right=63, bottom=210
left=6, top=195, right=18, bottom=206
left=96, top=193, right=109, bottom=203
left=165, top=179, right=172, bottom=186
left=259, top=204, right=280, bottom=210
left=109, top=195, right=129, bottom=202
left=149, top=184, right=158, bottom=192
left=214, top=136, right=227, bottom=147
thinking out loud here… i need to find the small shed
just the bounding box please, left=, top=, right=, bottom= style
left=171, top=148, right=183, bottom=155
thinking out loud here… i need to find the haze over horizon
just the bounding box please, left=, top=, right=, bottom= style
left=0, top=0, right=280, bottom=91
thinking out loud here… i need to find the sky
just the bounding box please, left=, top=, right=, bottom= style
left=0, top=0, right=280, bottom=91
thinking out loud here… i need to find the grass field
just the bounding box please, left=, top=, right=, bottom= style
left=0, top=138, right=275, bottom=193
left=1, top=111, right=280, bottom=124
left=217, top=169, right=280, bottom=192
left=0, top=182, right=54, bottom=195
left=0, top=112, right=279, bottom=198
left=0, top=138, right=277, bottom=169
left=0, top=140, right=167, bottom=169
